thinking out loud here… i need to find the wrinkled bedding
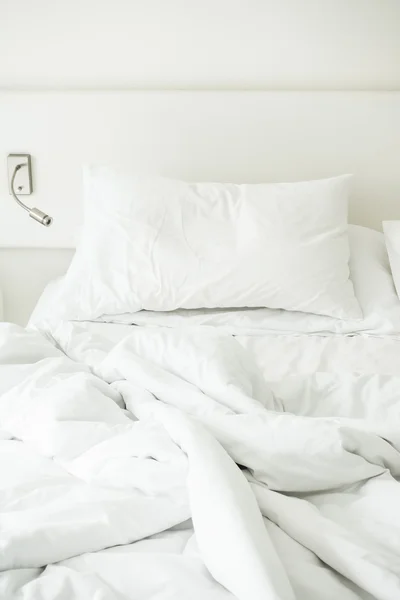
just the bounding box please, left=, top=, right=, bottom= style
left=1, top=320, right=400, bottom=600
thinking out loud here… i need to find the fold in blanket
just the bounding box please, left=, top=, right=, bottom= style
left=0, top=322, right=399, bottom=600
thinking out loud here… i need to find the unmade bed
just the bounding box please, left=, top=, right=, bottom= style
left=1, top=171, right=400, bottom=600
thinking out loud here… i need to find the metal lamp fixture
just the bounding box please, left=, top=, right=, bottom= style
left=8, top=155, right=53, bottom=227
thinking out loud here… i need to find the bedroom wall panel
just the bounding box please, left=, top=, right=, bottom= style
left=1, top=0, right=400, bottom=91
left=1, top=91, right=400, bottom=249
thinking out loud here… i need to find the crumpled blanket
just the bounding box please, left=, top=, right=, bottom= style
left=0, top=321, right=399, bottom=600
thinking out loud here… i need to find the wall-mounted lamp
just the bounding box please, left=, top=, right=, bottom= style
left=7, top=154, right=53, bottom=227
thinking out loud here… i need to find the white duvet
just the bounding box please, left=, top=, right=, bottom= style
left=1, top=319, right=400, bottom=600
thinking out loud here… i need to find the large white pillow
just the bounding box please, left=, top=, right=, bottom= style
left=58, top=168, right=361, bottom=321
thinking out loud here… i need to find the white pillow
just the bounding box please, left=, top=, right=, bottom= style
left=383, top=221, right=400, bottom=299
left=58, top=168, right=361, bottom=321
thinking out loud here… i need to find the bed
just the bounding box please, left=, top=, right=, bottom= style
left=1, top=166, right=400, bottom=600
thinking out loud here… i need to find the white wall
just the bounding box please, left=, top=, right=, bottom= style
left=2, top=90, right=400, bottom=249
left=0, top=249, right=73, bottom=326
left=1, top=0, right=400, bottom=91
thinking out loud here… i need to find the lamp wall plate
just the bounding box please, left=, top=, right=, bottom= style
left=7, top=154, right=32, bottom=195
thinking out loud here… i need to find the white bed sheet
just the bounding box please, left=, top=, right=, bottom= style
left=45, top=317, right=399, bottom=428
left=53, top=319, right=400, bottom=427
left=73, top=320, right=400, bottom=376
left=2, top=313, right=400, bottom=600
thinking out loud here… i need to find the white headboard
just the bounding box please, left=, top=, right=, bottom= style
left=1, top=90, right=400, bottom=325
left=1, top=90, right=400, bottom=248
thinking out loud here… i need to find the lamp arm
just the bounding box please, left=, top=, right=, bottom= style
left=10, top=164, right=31, bottom=212
left=10, top=164, right=53, bottom=227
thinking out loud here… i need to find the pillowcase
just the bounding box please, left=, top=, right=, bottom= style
left=58, top=167, right=361, bottom=321
left=383, top=221, right=400, bottom=299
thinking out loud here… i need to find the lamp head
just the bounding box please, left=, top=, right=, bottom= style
left=29, top=208, right=53, bottom=227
